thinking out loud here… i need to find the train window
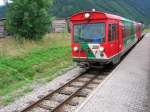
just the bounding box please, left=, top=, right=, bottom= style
left=108, top=24, right=112, bottom=41
left=108, top=24, right=118, bottom=42
left=123, top=22, right=136, bottom=39
left=73, top=23, right=106, bottom=43
left=123, top=25, right=126, bottom=38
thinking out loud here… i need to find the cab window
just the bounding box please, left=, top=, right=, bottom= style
left=74, top=23, right=106, bottom=43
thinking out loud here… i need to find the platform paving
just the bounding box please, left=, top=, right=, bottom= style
left=77, top=33, right=150, bottom=112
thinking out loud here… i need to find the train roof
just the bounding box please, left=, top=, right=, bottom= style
left=70, top=11, right=135, bottom=23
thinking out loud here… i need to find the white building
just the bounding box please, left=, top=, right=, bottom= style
left=52, top=19, right=67, bottom=33
left=0, top=18, right=6, bottom=37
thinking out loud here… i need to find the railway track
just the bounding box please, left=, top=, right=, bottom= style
left=21, top=66, right=114, bottom=112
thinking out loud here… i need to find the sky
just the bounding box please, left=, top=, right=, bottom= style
left=0, top=0, right=5, bottom=6
left=0, top=0, right=11, bottom=6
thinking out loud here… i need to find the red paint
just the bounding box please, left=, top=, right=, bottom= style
left=70, top=11, right=143, bottom=64
left=71, top=43, right=87, bottom=58
left=135, top=23, right=142, bottom=40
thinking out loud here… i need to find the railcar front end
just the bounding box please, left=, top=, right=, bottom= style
left=70, top=11, right=143, bottom=68
left=70, top=11, right=121, bottom=67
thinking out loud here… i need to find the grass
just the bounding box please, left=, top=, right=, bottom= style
left=0, top=33, right=73, bottom=105
left=144, top=28, right=150, bottom=33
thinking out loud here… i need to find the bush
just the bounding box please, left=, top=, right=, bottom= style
left=6, top=0, right=52, bottom=40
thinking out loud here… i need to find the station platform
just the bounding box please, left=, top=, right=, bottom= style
left=76, top=33, right=150, bottom=112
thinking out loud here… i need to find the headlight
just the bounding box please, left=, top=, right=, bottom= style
left=84, top=13, right=90, bottom=19
left=99, top=47, right=104, bottom=52
left=73, top=46, right=79, bottom=51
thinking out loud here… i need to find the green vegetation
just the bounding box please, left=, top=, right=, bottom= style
left=0, top=33, right=72, bottom=105
left=6, top=0, right=52, bottom=40
left=1, top=0, right=150, bottom=25
left=144, top=28, right=150, bottom=33
left=50, top=0, right=150, bottom=25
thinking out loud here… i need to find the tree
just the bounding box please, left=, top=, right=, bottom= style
left=6, top=0, right=52, bottom=40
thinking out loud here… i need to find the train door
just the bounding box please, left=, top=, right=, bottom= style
left=108, top=21, right=120, bottom=64
left=136, top=24, right=142, bottom=40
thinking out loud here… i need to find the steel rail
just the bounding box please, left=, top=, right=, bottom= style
left=21, top=70, right=89, bottom=112
left=50, top=75, right=98, bottom=112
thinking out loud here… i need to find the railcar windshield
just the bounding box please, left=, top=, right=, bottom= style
left=73, top=23, right=105, bottom=43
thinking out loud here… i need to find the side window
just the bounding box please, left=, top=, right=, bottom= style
left=108, top=24, right=112, bottom=41
left=109, top=23, right=118, bottom=42
left=123, top=25, right=126, bottom=38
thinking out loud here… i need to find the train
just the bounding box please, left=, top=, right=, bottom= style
left=70, top=10, right=144, bottom=68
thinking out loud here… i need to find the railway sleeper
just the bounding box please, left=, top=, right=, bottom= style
left=70, top=82, right=85, bottom=88
left=48, top=93, right=69, bottom=103
left=92, top=79, right=102, bottom=84
left=39, top=100, right=59, bottom=110
left=58, top=87, right=78, bottom=95
left=76, top=89, right=92, bottom=97
left=86, top=83, right=98, bottom=89
left=28, top=107, right=49, bottom=112
left=76, top=78, right=90, bottom=82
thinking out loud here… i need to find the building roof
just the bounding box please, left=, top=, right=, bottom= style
left=0, top=18, right=6, bottom=21
left=52, top=19, right=66, bottom=24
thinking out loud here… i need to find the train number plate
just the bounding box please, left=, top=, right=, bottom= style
left=92, top=45, right=99, bottom=49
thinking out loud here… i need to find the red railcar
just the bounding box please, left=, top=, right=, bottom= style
left=70, top=11, right=143, bottom=67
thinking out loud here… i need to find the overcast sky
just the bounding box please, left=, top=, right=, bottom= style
left=0, top=0, right=5, bottom=6
left=0, top=0, right=11, bottom=6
